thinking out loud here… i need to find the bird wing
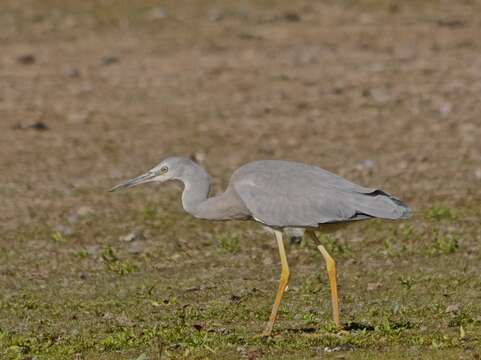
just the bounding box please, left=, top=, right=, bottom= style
left=232, top=160, right=410, bottom=228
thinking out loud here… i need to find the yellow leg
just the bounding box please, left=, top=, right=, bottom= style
left=262, top=230, right=290, bottom=337
left=307, top=230, right=341, bottom=328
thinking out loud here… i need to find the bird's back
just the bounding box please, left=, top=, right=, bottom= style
left=229, top=160, right=411, bottom=228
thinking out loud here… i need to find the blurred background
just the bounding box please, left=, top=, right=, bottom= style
left=1, top=0, right=480, bottom=358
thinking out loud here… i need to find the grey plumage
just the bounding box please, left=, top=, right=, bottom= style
left=110, top=156, right=411, bottom=335
left=110, top=157, right=411, bottom=228
left=230, top=160, right=410, bottom=227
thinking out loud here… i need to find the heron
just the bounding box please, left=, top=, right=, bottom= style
left=110, top=156, right=411, bottom=336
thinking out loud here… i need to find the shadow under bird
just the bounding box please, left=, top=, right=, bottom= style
left=110, top=156, right=411, bottom=336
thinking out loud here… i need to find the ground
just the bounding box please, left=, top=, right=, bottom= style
left=1, top=0, right=480, bottom=359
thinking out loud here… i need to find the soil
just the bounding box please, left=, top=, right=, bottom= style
left=1, top=1, right=480, bottom=359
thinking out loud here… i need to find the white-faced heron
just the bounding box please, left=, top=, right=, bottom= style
left=111, top=157, right=411, bottom=336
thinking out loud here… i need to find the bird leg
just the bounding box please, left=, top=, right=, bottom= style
left=262, top=230, right=290, bottom=337
left=306, top=230, right=341, bottom=328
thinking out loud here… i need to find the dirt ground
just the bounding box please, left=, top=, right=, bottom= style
left=1, top=0, right=480, bottom=359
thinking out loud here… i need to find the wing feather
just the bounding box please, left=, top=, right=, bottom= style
left=232, top=160, right=410, bottom=227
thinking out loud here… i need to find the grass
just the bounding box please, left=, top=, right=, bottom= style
left=427, top=206, right=458, bottom=222
left=217, top=233, right=241, bottom=254
left=1, top=0, right=481, bottom=358
left=0, top=202, right=480, bottom=359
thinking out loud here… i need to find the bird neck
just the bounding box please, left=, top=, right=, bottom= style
left=179, top=163, right=211, bottom=216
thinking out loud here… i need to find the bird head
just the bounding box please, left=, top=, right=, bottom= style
left=109, top=157, right=189, bottom=192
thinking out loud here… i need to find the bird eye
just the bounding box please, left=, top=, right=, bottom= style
left=160, top=166, right=168, bottom=174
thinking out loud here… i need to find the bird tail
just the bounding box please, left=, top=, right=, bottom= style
left=349, top=189, right=412, bottom=220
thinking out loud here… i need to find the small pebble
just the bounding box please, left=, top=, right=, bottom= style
left=147, top=7, right=167, bottom=21
left=127, top=241, right=146, bottom=255
left=324, top=344, right=355, bottom=352
left=283, top=11, right=301, bottom=22
left=64, top=67, right=81, bottom=78
left=17, top=53, right=36, bottom=64
left=439, top=102, right=452, bottom=117
left=356, top=159, right=376, bottom=174
left=76, top=206, right=95, bottom=217
left=120, top=230, right=145, bottom=242
left=446, top=304, right=460, bottom=314
left=54, top=224, right=74, bottom=236
left=446, top=304, right=461, bottom=313
left=68, top=112, right=90, bottom=124
left=101, top=56, right=119, bottom=66
left=30, top=121, right=48, bottom=131
left=190, top=152, right=206, bottom=163
left=13, top=121, right=49, bottom=131
left=475, top=168, right=481, bottom=180
left=367, top=282, right=382, bottom=291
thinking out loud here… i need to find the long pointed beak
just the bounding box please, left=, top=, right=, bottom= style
left=109, top=171, right=156, bottom=192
